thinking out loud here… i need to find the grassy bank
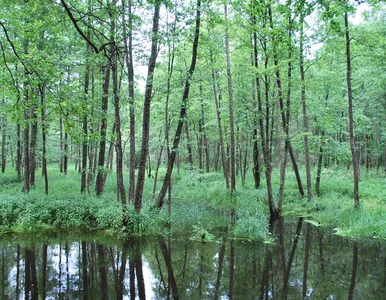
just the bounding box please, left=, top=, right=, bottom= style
left=0, top=165, right=385, bottom=240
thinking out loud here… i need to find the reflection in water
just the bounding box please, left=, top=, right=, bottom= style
left=1, top=220, right=386, bottom=299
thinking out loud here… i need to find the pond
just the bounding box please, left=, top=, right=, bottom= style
left=1, top=218, right=385, bottom=299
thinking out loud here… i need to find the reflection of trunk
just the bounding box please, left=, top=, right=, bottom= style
left=348, top=243, right=358, bottom=300
left=345, top=12, right=360, bottom=208
left=25, top=247, right=38, bottom=299
left=117, top=248, right=128, bottom=300
left=129, top=255, right=135, bottom=300
left=283, top=217, right=303, bottom=296
left=156, top=0, right=201, bottom=208
left=135, top=245, right=146, bottom=300
left=302, top=223, right=311, bottom=298
left=16, top=245, right=20, bottom=298
left=317, top=228, right=325, bottom=275
left=214, top=241, right=226, bottom=300
left=228, top=239, right=235, bottom=299
left=42, top=244, right=48, bottom=299
left=81, top=241, right=89, bottom=300
left=260, top=249, right=272, bottom=299
left=98, top=245, right=109, bottom=299
left=159, top=239, right=179, bottom=300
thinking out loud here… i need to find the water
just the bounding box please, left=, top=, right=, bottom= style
left=1, top=218, right=385, bottom=299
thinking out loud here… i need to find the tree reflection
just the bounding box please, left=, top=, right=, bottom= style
left=0, top=224, right=385, bottom=299
left=348, top=243, right=358, bottom=300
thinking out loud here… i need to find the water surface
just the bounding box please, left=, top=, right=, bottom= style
left=1, top=218, right=385, bottom=299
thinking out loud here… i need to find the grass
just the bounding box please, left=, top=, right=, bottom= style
left=0, top=163, right=385, bottom=241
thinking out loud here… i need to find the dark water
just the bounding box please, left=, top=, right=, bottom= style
left=0, top=218, right=385, bottom=299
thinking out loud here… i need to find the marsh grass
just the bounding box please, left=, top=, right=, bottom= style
left=0, top=164, right=385, bottom=240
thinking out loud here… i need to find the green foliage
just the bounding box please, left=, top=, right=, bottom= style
left=233, top=211, right=269, bottom=241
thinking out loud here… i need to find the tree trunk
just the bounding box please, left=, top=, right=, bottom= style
left=210, top=57, right=229, bottom=188
left=300, top=14, right=313, bottom=200
left=122, top=0, right=136, bottom=203
left=224, top=2, right=236, bottom=193
left=95, top=64, right=111, bottom=196
left=156, top=0, right=201, bottom=209
left=345, top=11, right=360, bottom=208
left=252, top=10, right=277, bottom=217
left=40, top=84, right=48, bottom=195
left=109, top=5, right=126, bottom=205
left=16, top=123, right=22, bottom=180
left=315, top=131, right=324, bottom=196
left=81, top=40, right=91, bottom=193
left=1, top=96, right=6, bottom=173
left=134, top=2, right=161, bottom=212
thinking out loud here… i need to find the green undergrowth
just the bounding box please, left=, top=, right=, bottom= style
left=0, top=165, right=385, bottom=241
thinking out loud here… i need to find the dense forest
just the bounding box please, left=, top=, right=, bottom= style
left=0, top=0, right=385, bottom=236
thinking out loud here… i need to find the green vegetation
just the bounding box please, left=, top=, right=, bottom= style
left=1, top=165, right=385, bottom=240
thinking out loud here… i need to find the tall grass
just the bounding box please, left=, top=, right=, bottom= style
left=0, top=164, right=385, bottom=240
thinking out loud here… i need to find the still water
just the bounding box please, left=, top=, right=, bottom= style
left=0, top=218, right=385, bottom=299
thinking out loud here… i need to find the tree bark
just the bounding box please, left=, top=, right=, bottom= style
left=252, top=10, right=277, bottom=217
left=81, top=40, right=91, bottom=193
left=40, top=84, right=48, bottom=195
left=345, top=11, right=360, bottom=208
left=300, top=13, right=313, bottom=200
left=95, top=64, right=110, bottom=196
left=210, top=57, right=229, bottom=188
left=109, top=4, right=126, bottom=205
left=134, top=2, right=161, bottom=212
left=122, top=0, right=136, bottom=203
left=156, top=0, right=201, bottom=208
left=224, top=2, right=236, bottom=193
left=1, top=96, right=6, bottom=173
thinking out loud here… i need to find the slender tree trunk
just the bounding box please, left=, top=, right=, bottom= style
left=345, top=11, right=360, bottom=208
left=95, top=64, right=111, bottom=196
left=1, top=96, right=6, bottom=173
left=156, top=0, right=201, bottom=208
left=268, top=3, right=304, bottom=199
left=134, top=2, right=161, bottom=212
left=300, top=14, right=313, bottom=200
left=64, top=131, right=68, bottom=175
left=16, top=123, right=21, bottom=180
left=22, top=85, right=30, bottom=193
left=210, top=56, right=229, bottom=188
left=315, top=131, right=324, bottom=196
left=59, top=115, right=63, bottom=173
left=40, top=84, right=48, bottom=194
left=81, top=40, right=91, bottom=193
left=122, top=0, right=136, bottom=203
left=109, top=5, right=126, bottom=206
left=184, top=120, right=193, bottom=166
left=252, top=12, right=277, bottom=217
left=224, top=2, right=236, bottom=193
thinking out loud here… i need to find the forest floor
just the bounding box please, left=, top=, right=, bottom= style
left=0, top=164, right=385, bottom=241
